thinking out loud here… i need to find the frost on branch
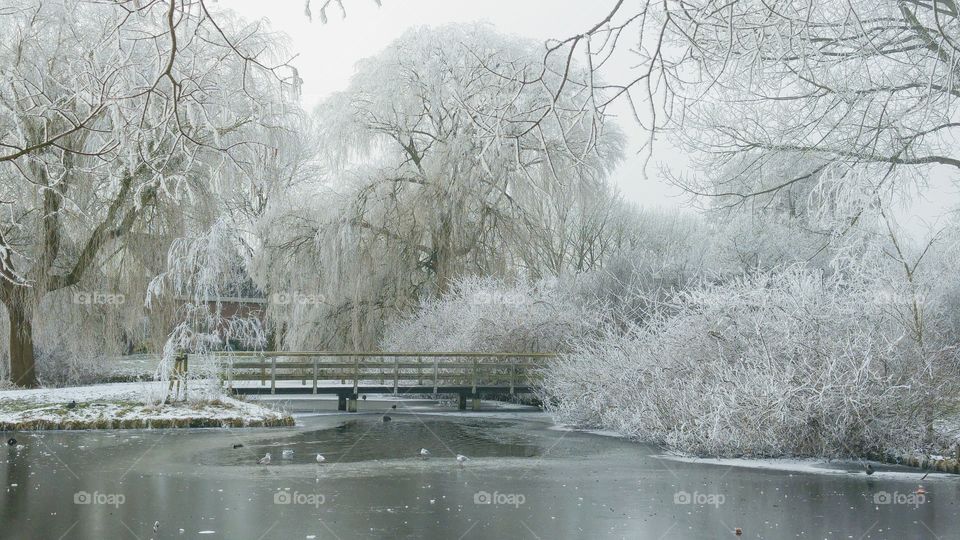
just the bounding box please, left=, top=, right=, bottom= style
left=304, top=0, right=378, bottom=23
left=561, top=0, right=960, bottom=225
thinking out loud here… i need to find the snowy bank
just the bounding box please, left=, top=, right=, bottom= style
left=549, top=423, right=960, bottom=474
left=0, top=381, right=292, bottom=431
left=659, top=454, right=959, bottom=479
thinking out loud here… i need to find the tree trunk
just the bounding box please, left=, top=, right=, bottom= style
left=435, top=250, right=452, bottom=295
left=432, top=224, right=454, bottom=295
left=8, top=303, right=38, bottom=388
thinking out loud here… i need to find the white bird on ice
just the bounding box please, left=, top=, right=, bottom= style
left=419, top=448, right=431, bottom=458
left=281, top=448, right=294, bottom=459
left=316, top=454, right=325, bottom=464
left=257, top=452, right=272, bottom=465
left=456, top=454, right=469, bottom=465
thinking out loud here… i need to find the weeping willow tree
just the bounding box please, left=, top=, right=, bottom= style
left=0, top=0, right=300, bottom=386
left=256, top=23, right=625, bottom=350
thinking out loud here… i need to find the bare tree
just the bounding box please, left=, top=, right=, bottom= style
left=552, top=0, right=960, bottom=217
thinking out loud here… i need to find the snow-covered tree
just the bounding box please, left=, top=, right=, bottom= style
left=260, top=24, right=624, bottom=350
left=317, top=23, right=622, bottom=289
left=0, top=0, right=298, bottom=386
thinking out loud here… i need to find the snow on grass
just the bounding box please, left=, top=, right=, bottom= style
left=0, top=381, right=292, bottom=430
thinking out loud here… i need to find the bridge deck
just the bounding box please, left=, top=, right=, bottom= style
left=201, top=351, right=552, bottom=410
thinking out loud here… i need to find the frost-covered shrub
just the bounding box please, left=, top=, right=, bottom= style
left=382, top=277, right=603, bottom=353
left=572, top=245, right=706, bottom=330
left=542, top=266, right=954, bottom=457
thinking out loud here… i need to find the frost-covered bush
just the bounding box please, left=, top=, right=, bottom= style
left=538, top=208, right=725, bottom=338
left=542, top=266, right=955, bottom=457
left=382, top=277, right=603, bottom=353
left=571, top=232, right=713, bottom=329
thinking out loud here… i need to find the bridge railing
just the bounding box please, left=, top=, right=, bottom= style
left=203, top=351, right=556, bottom=395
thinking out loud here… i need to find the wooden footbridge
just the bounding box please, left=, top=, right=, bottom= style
left=207, top=351, right=554, bottom=410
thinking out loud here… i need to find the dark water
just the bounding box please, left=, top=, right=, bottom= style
left=1, top=403, right=959, bottom=539
left=202, top=417, right=539, bottom=467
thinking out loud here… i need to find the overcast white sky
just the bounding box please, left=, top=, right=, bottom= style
left=223, top=0, right=957, bottom=236
left=222, top=0, right=686, bottom=209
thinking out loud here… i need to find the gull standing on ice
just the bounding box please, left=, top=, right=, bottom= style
left=456, top=454, right=469, bottom=466
left=257, top=452, right=272, bottom=465
left=419, top=448, right=431, bottom=458
left=316, top=454, right=325, bottom=464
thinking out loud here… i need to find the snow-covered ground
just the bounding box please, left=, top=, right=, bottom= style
left=0, top=381, right=291, bottom=430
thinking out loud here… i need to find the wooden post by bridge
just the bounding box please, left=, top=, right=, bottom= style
left=166, top=350, right=189, bottom=402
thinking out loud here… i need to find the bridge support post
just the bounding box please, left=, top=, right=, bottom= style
left=472, top=395, right=481, bottom=411
left=458, top=393, right=467, bottom=411
left=337, top=393, right=347, bottom=411
left=348, top=394, right=358, bottom=412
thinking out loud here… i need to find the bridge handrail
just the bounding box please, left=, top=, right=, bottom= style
left=203, top=351, right=557, bottom=358
left=206, top=350, right=555, bottom=397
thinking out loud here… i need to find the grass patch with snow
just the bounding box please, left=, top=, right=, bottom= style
left=0, top=381, right=293, bottom=431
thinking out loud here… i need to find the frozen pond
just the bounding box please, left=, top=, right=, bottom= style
left=1, top=398, right=958, bottom=539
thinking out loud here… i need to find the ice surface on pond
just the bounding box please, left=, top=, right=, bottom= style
left=202, top=416, right=541, bottom=467
left=1, top=408, right=959, bottom=539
